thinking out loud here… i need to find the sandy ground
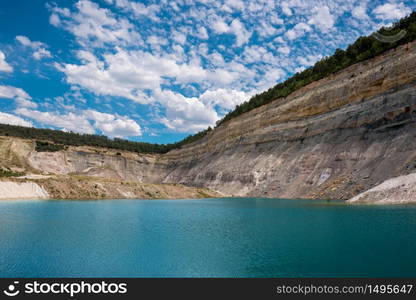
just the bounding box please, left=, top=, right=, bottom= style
left=17, top=174, right=52, bottom=180
left=347, top=173, right=416, bottom=204
left=0, top=176, right=222, bottom=200
left=0, top=181, right=49, bottom=200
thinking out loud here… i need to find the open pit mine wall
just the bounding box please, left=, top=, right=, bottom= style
left=160, top=41, right=416, bottom=200
left=24, top=41, right=416, bottom=200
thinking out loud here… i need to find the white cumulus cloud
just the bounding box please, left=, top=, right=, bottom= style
left=0, top=85, right=37, bottom=108
left=16, top=108, right=95, bottom=134
left=211, top=17, right=251, bottom=46
left=200, top=88, right=250, bottom=110
left=109, top=0, right=160, bottom=21
left=50, top=0, right=141, bottom=48
left=16, top=35, right=52, bottom=60
left=373, top=2, right=411, bottom=20
left=0, top=51, right=13, bottom=73
left=0, top=112, right=33, bottom=127
left=308, top=6, right=336, bottom=32
left=352, top=4, right=369, bottom=20
left=16, top=108, right=142, bottom=138
left=56, top=49, right=242, bottom=104
left=155, top=90, right=219, bottom=133
left=83, top=109, right=142, bottom=137
left=285, top=23, right=311, bottom=40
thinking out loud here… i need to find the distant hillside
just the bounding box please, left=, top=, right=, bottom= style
left=217, top=11, right=416, bottom=126
left=0, top=123, right=211, bottom=154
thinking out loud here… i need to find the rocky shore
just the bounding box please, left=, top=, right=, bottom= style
left=347, top=173, right=416, bottom=204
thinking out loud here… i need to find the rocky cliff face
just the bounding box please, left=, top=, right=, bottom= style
left=3, top=41, right=416, bottom=200
left=159, top=41, right=416, bottom=200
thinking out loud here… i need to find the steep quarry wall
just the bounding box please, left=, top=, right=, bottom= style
left=2, top=41, right=416, bottom=201
left=160, top=41, right=416, bottom=200
left=28, top=147, right=164, bottom=183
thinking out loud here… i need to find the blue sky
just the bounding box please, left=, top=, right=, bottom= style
left=0, top=0, right=414, bottom=144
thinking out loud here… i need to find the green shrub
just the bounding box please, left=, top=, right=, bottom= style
left=0, top=169, right=24, bottom=177
left=35, top=141, right=65, bottom=152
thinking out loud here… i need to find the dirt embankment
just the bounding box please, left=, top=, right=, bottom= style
left=38, top=176, right=222, bottom=200
left=0, top=176, right=221, bottom=200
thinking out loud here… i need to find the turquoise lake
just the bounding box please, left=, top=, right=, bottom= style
left=0, top=198, right=415, bottom=277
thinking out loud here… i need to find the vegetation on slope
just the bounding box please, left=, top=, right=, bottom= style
left=0, top=12, right=415, bottom=154
left=217, top=11, right=416, bottom=126
left=0, top=168, right=24, bottom=177
left=0, top=123, right=211, bottom=154
left=35, top=141, right=66, bottom=152
left=0, top=124, right=171, bottom=154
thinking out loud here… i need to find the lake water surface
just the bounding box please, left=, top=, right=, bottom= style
left=0, top=198, right=415, bottom=277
